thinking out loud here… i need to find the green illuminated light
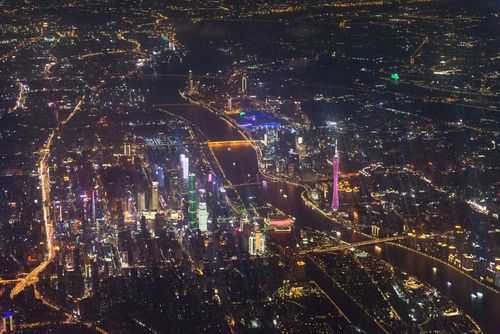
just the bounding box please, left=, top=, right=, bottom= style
left=391, top=73, right=400, bottom=81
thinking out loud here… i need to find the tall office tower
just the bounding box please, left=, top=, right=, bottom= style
left=120, top=251, right=129, bottom=268
left=183, top=157, right=189, bottom=180
left=495, top=258, right=500, bottom=288
left=331, top=142, right=340, bottom=211
left=57, top=200, right=63, bottom=221
left=179, top=153, right=186, bottom=176
left=169, top=32, right=176, bottom=51
left=207, top=173, right=217, bottom=194
left=227, top=97, right=232, bottom=112
left=187, top=173, right=197, bottom=227
left=255, top=230, right=266, bottom=254
left=198, top=202, right=208, bottom=232
left=91, top=190, right=96, bottom=225
left=151, top=181, right=159, bottom=211
left=180, top=154, right=189, bottom=180
left=248, top=232, right=256, bottom=256
left=296, top=136, right=306, bottom=159
left=84, top=261, right=93, bottom=295
left=241, top=73, right=248, bottom=95
left=137, top=191, right=146, bottom=213
left=188, top=70, right=193, bottom=94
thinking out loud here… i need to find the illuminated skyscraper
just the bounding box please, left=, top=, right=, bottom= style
left=188, top=70, right=193, bottom=94
left=198, top=201, right=208, bottom=232
left=151, top=181, right=159, bottom=211
left=249, top=229, right=266, bottom=256
left=296, top=136, right=306, bottom=159
left=249, top=232, right=256, bottom=256
left=187, top=173, right=197, bottom=227
left=91, top=190, right=96, bottom=226
left=255, top=230, right=266, bottom=254
left=331, top=142, right=340, bottom=211
left=180, top=154, right=189, bottom=180
left=495, top=258, right=500, bottom=288
left=179, top=153, right=185, bottom=173
left=241, top=74, right=248, bottom=95
left=137, top=191, right=146, bottom=213
left=183, top=157, right=189, bottom=180
left=169, top=32, right=176, bottom=51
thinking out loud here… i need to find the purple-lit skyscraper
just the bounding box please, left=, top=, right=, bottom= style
left=331, top=142, right=340, bottom=211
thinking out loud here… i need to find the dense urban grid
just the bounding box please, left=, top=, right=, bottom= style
left=0, top=0, right=499, bottom=333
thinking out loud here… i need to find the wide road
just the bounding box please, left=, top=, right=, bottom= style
left=10, top=96, right=85, bottom=300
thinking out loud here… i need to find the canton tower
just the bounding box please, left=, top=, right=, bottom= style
left=331, top=141, right=340, bottom=211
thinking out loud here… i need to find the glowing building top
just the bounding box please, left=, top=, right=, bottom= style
left=331, top=141, right=340, bottom=211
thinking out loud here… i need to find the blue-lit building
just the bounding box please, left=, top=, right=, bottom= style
left=153, top=164, right=166, bottom=188
left=234, top=110, right=281, bottom=129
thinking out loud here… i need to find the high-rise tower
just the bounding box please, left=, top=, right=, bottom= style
left=180, top=154, right=189, bottom=180
left=188, top=70, right=193, bottom=94
left=331, top=142, right=340, bottom=211
left=241, top=74, right=248, bottom=95
left=198, top=201, right=208, bottom=232
left=137, top=191, right=146, bottom=213
left=151, top=181, right=159, bottom=211
left=187, top=173, right=197, bottom=227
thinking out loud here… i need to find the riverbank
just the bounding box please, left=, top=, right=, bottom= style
left=301, top=182, right=500, bottom=296
left=175, top=88, right=500, bottom=334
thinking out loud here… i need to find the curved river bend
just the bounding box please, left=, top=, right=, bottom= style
left=149, top=76, right=500, bottom=334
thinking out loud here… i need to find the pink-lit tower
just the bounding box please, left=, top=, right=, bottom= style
left=331, top=141, right=340, bottom=211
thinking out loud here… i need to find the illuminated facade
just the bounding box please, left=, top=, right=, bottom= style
left=188, top=69, right=193, bottom=94
left=255, top=230, right=266, bottom=254
left=198, top=201, right=208, bottom=232
left=496, top=258, right=500, bottom=288
left=249, top=231, right=266, bottom=256
left=249, top=233, right=256, bottom=256
left=331, top=142, right=340, bottom=211
left=241, top=74, right=248, bottom=95
left=151, top=181, right=159, bottom=211
left=187, top=173, right=197, bottom=227
left=198, top=188, right=211, bottom=232
left=137, top=191, right=146, bottom=213
left=180, top=154, right=189, bottom=180
left=296, top=136, right=306, bottom=159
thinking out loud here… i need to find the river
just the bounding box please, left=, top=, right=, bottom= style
left=147, top=75, right=500, bottom=334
